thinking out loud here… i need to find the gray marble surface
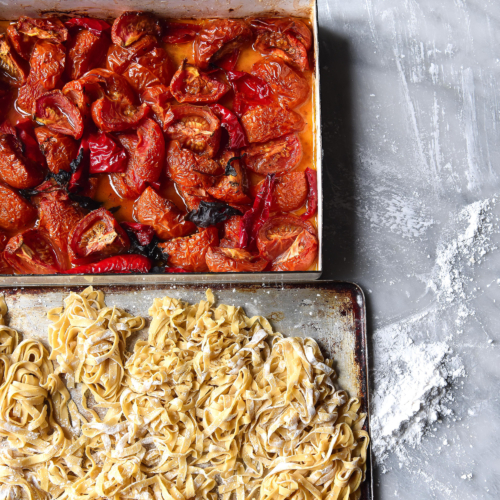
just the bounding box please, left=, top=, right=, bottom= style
left=318, top=0, right=500, bottom=498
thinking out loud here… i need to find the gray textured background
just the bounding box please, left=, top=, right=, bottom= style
left=318, top=0, right=500, bottom=498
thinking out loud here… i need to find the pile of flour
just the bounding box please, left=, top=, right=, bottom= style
left=370, top=197, right=497, bottom=463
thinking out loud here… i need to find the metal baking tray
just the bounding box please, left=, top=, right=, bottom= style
left=0, top=0, right=323, bottom=286
left=0, top=280, right=371, bottom=499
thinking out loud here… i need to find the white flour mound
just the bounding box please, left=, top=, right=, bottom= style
left=370, top=197, right=497, bottom=464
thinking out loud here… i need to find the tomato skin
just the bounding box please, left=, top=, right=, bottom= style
left=170, top=60, right=230, bottom=104
left=34, top=90, right=84, bottom=139
left=257, top=214, right=316, bottom=261
left=69, top=207, right=130, bottom=264
left=206, top=247, right=268, bottom=272
left=241, top=103, right=304, bottom=143
left=122, top=48, right=171, bottom=94
left=35, top=185, right=86, bottom=253
left=6, top=24, right=34, bottom=61
left=176, top=184, right=215, bottom=211
left=166, top=141, right=213, bottom=189
left=158, top=227, right=218, bottom=272
left=207, top=153, right=252, bottom=205
left=106, top=34, right=157, bottom=74
left=17, top=40, right=66, bottom=114
left=250, top=18, right=312, bottom=71
left=141, top=84, right=173, bottom=129
left=0, top=183, right=37, bottom=231
left=35, top=126, right=79, bottom=174
left=242, top=134, right=302, bottom=177
left=111, top=11, right=161, bottom=48
left=271, top=228, right=318, bottom=271
left=195, top=19, right=252, bottom=69
left=130, top=118, right=165, bottom=183
left=164, top=104, right=221, bottom=157
left=91, top=98, right=150, bottom=132
left=252, top=58, right=309, bottom=108
left=252, top=171, right=307, bottom=212
left=4, top=229, right=64, bottom=274
left=17, top=16, right=68, bottom=43
left=0, top=34, right=29, bottom=87
left=0, top=134, right=45, bottom=189
left=80, top=68, right=136, bottom=104
left=220, top=215, right=242, bottom=248
left=134, top=186, right=196, bottom=241
left=65, top=29, right=110, bottom=81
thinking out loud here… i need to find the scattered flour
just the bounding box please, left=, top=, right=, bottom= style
left=370, top=196, right=497, bottom=464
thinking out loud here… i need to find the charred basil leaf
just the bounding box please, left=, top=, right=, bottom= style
left=123, top=229, right=169, bottom=267
left=225, top=157, right=240, bottom=177
left=108, top=205, right=121, bottom=214
left=185, top=201, right=242, bottom=228
left=68, top=193, right=102, bottom=211
left=49, top=169, right=71, bottom=187
left=70, top=148, right=85, bottom=174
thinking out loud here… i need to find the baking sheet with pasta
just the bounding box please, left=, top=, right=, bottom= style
left=0, top=280, right=372, bottom=499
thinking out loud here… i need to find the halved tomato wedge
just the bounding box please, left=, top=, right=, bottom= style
left=4, top=229, right=64, bottom=274
left=134, top=186, right=196, bottom=241
left=0, top=34, right=29, bottom=87
left=220, top=215, right=242, bottom=248
left=176, top=184, right=215, bottom=211
left=271, top=229, right=317, bottom=271
left=35, top=126, right=79, bottom=174
left=141, top=84, right=173, bottom=129
left=166, top=141, right=213, bottom=189
left=17, top=16, right=68, bottom=43
left=164, top=104, right=220, bottom=157
left=242, top=133, right=302, bottom=175
left=6, top=24, right=34, bottom=60
left=69, top=207, right=130, bottom=264
left=158, top=227, right=218, bottom=272
left=111, top=11, right=161, bottom=48
left=256, top=214, right=316, bottom=261
left=252, top=171, right=307, bottom=212
left=205, top=247, right=268, bottom=272
left=91, top=97, right=149, bottom=132
left=122, top=48, right=172, bottom=94
left=106, top=34, right=157, bottom=74
left=0, top=183, right=37, bottom=231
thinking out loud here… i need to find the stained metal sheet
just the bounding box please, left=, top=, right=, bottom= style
left=0, top=280, right=372, bottom=499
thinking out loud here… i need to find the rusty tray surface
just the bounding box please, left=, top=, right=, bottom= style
left=0, top=280, right=372, bottom=499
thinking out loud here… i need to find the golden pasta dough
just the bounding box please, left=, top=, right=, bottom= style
left=0, top=288, right=369, bottom=500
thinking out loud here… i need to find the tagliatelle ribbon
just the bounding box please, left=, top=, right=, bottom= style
left=0, top=287, right=369, bottom=500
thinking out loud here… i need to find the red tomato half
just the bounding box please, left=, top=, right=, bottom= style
left=194, top=19, right=252, bottom=69
left=134, top=186, right=196, bottom=241
left=271, top=228, right=317, bottom=271
left=6, top=24, right=34, bottom=61
left=17, top=16, right=68, bottom=43
left=106, top=34, right=158, bottom=74
left=0, top=34, right=29, bottom=87
left=205, top=247, right=268, bottom=272
left=141, top=84, right=173, bottom=129
left=122, top=48, right=172, bottom=94
left=0, top=183, right=37, bottom=231
left=207, top=153, right=251, bottom=205
left=252, top=171, right=307, bottom=212
left=257, top=214, right=316, bottom=261
left=4, top=229, right=64, bottom=274
left=35, top=126, right=79, bottom=174
left=242, top=133, right=302, bottom=175
left=158, top=227, right=218, bottom=272
left=69, top=207, right=130, bottom=264
left=34, top=90, right=84, bottom=139
left=164, top=104, right=221, bottom=157
left=91, top=97, right=150, bottom=132
left=170, top=60, right=229, bottom=104
left=111, top=11, right=161, bottom=48
left=166, top=141, right=213, bottom=189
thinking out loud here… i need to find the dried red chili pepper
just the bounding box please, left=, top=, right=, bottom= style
left=66, top=254, right=152, bottom=274
left=301, top=168, right=318, bottom=220
left=88, top=130, right=128, bottom=174
left=163, top=22, right=201, bottom=44
left=226, top=70, right=273, bottom=115
left=165, top=267, right=188, bottom=273
left=209, top=104, right=248, bottom=149
left=238, top=173, right=275, bottom=250
left=65, top=17, right=111, bottom=36
left=120, top=221, right=155, bottom=246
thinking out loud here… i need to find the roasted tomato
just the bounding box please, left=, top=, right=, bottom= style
left=252, top=58, right=309, bottom=108
left=163, top=22, right=201, bottom=44
left=4, top=229, right=64, bottom=274
left=176, top=184, right=215, bottom=211
left=134, top=186, right=196, bottom=240
left=242, top=134, right=301, bottom=175
left=271, top=228, right=317, bottom=271
left=88, top=130, right=128, bottom=174
left=207, top=153, right=251, bottom=204
left=170, top=60, right=230, bottom=104
left=33, top=90, right=84, bottom=139
left=257, top=214, right=316, bottom=261
left=122, top=48, right=171, bottom=94
left=36, top=184, right=86, bottom=252
left=80, top=68, right=136, bottom=104
left=164, top=104, right=220, bottom=157
left=0, top=133, right=45, bottom=189
left=141, top=84, right=173, bottom=129
left=6, top=24, right=35, bottom=61
left=65, top=17, right=111, bottom=35
left=35, top=126, right=79, bottom=174
left=0, top=183, right=36, bottom=231
left=158, top=227, right=218, bottom=272
left=69, top=207, right=130, bottom=264
left=241, top=103, right=304, bottom=144
left=253, top=171, right=307, bottom=212
left=15, top=119, right=46, bottom=165
left=17, top=16, right=68, bottom=43
left=166, top=141, right=213, bottom=189
left=220, top=215, right=242, bottom=248
left=111, top=11, right=161, bottom=48
left=0, top=34, right=29, bottom=87
left=194, top=19, right=252, bottom=69
left=106, top=34, right=157, bottom=74
left=17, top=40, right=66, bottom=114
left=92, top=97, right=149, bottom=132
left=64, top=28, right=110, bottom=80
left=206, top=247, right=268, bottom=272
left=250, top=18, right=312, bottom=71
